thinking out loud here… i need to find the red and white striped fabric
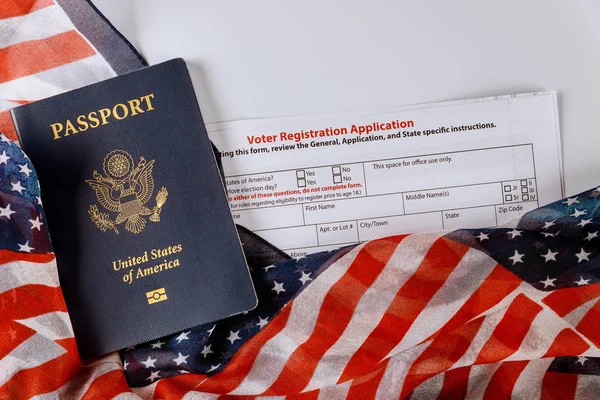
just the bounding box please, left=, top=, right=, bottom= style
left=3, top=1, right=600, bottom=399
left=0, top=0, right=143, bottom=141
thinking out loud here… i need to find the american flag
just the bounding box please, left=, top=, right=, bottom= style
left=3, top=1, right=600, bottom=399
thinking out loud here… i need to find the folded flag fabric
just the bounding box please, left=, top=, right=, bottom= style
left=3, top=120, right=600, bottom=399
left=4, top=1, right=600, bottom=399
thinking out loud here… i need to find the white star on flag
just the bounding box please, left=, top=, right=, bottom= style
left=475, top=232, right=489, bottom=241
left=0, top=150, right=10, bottom=165
left=227, top=330, right=241, bottom=344
left=123, top=360, right=129, bottom=371
left=207, top=364, right=221, bottom=373
left=29, top=216, right=43, bottom=231
left=207, top=325, right=216, bottom=336
left=173, top=352, right=189, bottom=366
left=11, top=181, right=25, bottom=194
left=540, top=276, right=557, bottom=288
left=299, top=271, right=312, bottom=285
left=263, top=265, right=275, bottom=272
left=507, top=229, right=522, bottom=239
left=0, top=134, right=11, bottom=143
left=175, top=331, right=190, bottom=343
left=18, top=163, right=32, bottom=177
left=541, top=232, right=556, bottom=238
left=575, top=248, right=591, bottom=263
left=256, top=316, right=269, bottom=329
left=18, top=241, right=33, bottom=253
left=201, top=344, right=213, bottom=358
left=272, top=281, right=286, bottom=294
left=575, top=276, right=591, bottom=286
left=563, top=197, right=579, bottom=206
left=571, top=209, right=587, bottom=218
left=509, top=250, right=524, bottom=265
left=541, top=249, right=558, bottom=262
left=141, top=355, right=157, bottom=368
left=576, top=356, right=588, bottom=365
left=36, top=196, right=42, bottom=205
left=542, top=220, right=556, bottom=230
left=150, top=340, right=165, bottom=349
left=0, top=204, right=16, bottom=219
left=585, top=232, right=598, bottom=241
left=178, top=369, right=190, bottom=374
left=145, top=370, right=161, bottom=383
left=578, top=219, right=592, bottom=228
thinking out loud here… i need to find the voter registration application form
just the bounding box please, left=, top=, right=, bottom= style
left=208, top=92, right=563, bottom=258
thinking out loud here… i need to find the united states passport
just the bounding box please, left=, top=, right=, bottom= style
left=10, top=59, right=257, bottom=360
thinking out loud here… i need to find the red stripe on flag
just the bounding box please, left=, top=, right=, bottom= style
left=193, top=303, right=292, bottom=394
left=475, top=294, right=542, bottom=364
left=0, top=285, right=67, bottom=320
left=400, top=316, right=484, bottom=398
left=482, top=361, right=528, bottom=400
left=576, top=298, right=600, bottom=347
left=264, top=236, right=406, bottom=395
left=437, top=366, right=471, bottom=400
left=0, top=0, right=54, bottom=19
left=81, top=369, right=131, bottom=399
left=0, top=249, right=55, bottom=265
left=541, top=371, right=577, bottom=400
left=0, top=320, right=35, bottom=360
left=346, top=361, right=388, bottom=400
left=0, top=111, right=18, bottom=143
left=340, top=238, right=470, bottom=382
left=0, top=30, right=96, bottom=84
left=542, top=283, right=600, bottom=317
left=544, top=328, right=590, bottom=358
left=0, top=338, right=81, bottom=399
left=424, top=264, right=521, bottom=344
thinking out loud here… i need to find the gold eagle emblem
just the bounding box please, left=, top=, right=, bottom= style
left=86, top=150, right=168, bottom=234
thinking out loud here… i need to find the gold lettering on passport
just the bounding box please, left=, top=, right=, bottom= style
left=114, top=244, right=183, bottom=284
left=50, top=93, right=155, bottom=140
left=86, top=150, right=168, bottom=234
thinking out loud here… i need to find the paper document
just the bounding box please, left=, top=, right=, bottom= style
left=208, top=92, right=563, bottom=258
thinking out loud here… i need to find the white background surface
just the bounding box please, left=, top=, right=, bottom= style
left=92, top=0, right=600, bottom=197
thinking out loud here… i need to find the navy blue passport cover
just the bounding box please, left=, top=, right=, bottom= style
left=11, top=59, right=257, bottom=360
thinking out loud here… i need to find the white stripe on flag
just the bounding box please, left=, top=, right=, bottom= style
left=180, top=393, right=221, bottom=400
left=374, top=341, right=431, bottom=400
left=451, top=302, right=511, bottom=369
left=0, top=55, right=115, bottom=108
left=0, top=5, right=74, bottom=50
left=0, top=99, right=21, bottom=110
left=228, top=244, right=366, bottom=395
left=113, top=394, right=143, bottom=400
left=0, top=333, right=67, bottom=386
left=512, top=359, right=553, bottom=399
left=305, top=233, right=441, bottom=391
left=131, top=381, right=158, bottom=399
left=575, top=373, right=600, bottom=399
left=464, top=363, right=501, bottom=400
left=503, top=305, right=592, bottom=362
left=31, top=356, right=123, bottom=400
left=565, top=297, right=600, bottom=327
left=0, top=258, right=59, bottom=293
left=400, top=249, right=497, bottom=349
left=15, top=311, right=73, bottom=341
left=317, top=380, right=351, bottom=400
left=409, top=372, right=444, bottom=400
